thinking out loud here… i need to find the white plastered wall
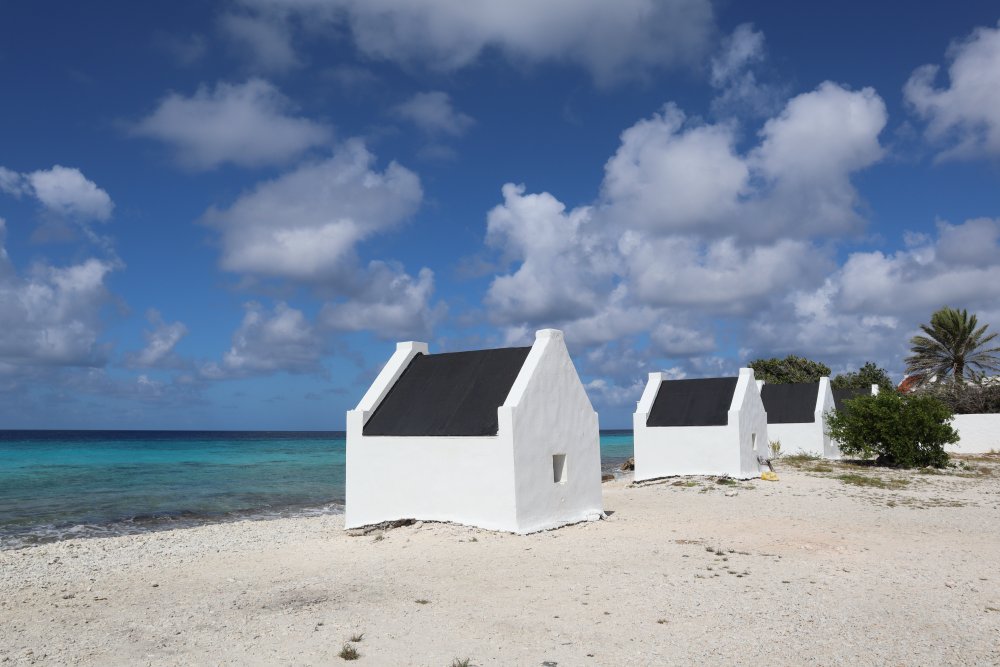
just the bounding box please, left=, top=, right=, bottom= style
left=948, top=414, right=1000, bottom=454
left=633, top=368, right=768, bottom=480
left=765, top=377, right=838, bottom=459
left=506, top=329, right=603, bottom=533
left=733, top=368, right=769, bottom=477
left=345, top=340, right=519, bottom=532
left=345, top=330, right=603, bottom=534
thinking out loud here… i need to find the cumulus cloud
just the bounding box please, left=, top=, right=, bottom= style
left=132, top=79, right=331, bottom=170
left=200, top=140, right=443, bottom=340
left=600, top=104, right=748, bottom=235
left=622, top=234, right=831, bottom=311
left=202, top=302, right=325, bottom=378
left=479, top=82, right=894, bottom=420
left=484, top=184, right=618, bottom=326
left=0, top=167, right=26, bottom=196
left=0, top=165, right=114, bottom=222
left=904, top=21, right=1000, bottom=160
left=749, top=217, right=1000, bottom=369
left=0, top=219, right=116, bottom=368
left=202, top=140, right=422, bottom=282
left=320, top=263, right=445, bottom=340
left=709, top=23, right=783, bottom=118
left=130, top=309, right=189, bottom=368
left=392, top=91, right=474, bottom=137
left=601, top=82, right=887, bottom=240
left=228, top=0, right=715, bottom=85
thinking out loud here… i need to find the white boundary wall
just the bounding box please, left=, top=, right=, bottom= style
left=765, top=377, right=839, bottom=459
left=345, top=329, right=603, bottom=533
left=949, top=414, right=1000, bottom=454
left=633, top=368, right=768, bottom=480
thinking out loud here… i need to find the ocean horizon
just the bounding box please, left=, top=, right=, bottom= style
left=0, top=429, right=633, bottom=550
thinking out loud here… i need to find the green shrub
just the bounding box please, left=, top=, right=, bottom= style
left=825, top=391, right=957, bottom=468
left=831, top=361, right=895, bottom=392
left=748, top=355, right=831, bottom=384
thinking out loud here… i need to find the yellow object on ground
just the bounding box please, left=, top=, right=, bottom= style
left=761, top=471, right=779, bottom=481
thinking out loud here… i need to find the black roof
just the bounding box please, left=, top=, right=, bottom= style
left=647, top=377, right=738, bottom=427
left=362, top=347, right=532, bottom=437
left=833, top=387, right=869, bottom=412
left=760, top=383, right=819, bottom=424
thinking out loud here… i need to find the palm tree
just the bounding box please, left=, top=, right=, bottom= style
left=905, top=307, right=1000, bottom=385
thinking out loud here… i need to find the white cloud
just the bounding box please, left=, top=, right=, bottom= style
left=393, top=91, right=474, bottom=136
left=202, top=302, right=325, bottom=378
left=219, top=13, right=300, bottom=72
left=320, top=263, right=445, bottom=339
left=480, top=82, right=880, bottom=332
left=230, top=0, right=715, bottom=85
left=0, top=219, right=116, bottom=367
left=0, top=167, right=27, bottom=196
left=132, top=79, right=331, bottom=170
left=622, top=234, right=831, bottom=312
left=202, top=140, right=422, bottom=282
left=131, top=309, right=189, bottom=368
left=480, top=82, right=891, bottom=417
left=600, top=104, right=749, bottom=235
left=0, top=165, right=114, bottom=222
left=484, top=184, right=617, bottom=325
left=749, top=217, right=1000, bottom=368
left=600, top=82, right=887, bottom=240
left=651, top=322, right=716, bottom=356
left=584, top=377, right=649, bottom=409
left=904, top=21, right=1000, bottom=159
left=709, top=23, right=782, bottom=118
left=710, top=23, right=765, bottom=86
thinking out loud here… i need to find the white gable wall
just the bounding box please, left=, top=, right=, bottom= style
left=506, top=330, right=603, bottom=533
left=634, top=368, right=767, bottom=480
left=733, top=368, right=769, bottom=478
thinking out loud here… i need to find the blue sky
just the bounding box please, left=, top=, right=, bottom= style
left=1, top=1, right=999, bottom=429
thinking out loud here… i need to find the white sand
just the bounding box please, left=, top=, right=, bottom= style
left=2, top=455, right=999, bottom=666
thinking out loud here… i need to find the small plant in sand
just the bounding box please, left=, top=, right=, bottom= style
left=339, top=643, right=360, bottom=660
left=349, top=633, right=364, bottom=643
left=451, top=659, right=472, bottom=667
left=836, top=474, right=909, bottom=490
left=769, top=440, right=782, bottom=458
left=781, top=453, right=820, bottom=466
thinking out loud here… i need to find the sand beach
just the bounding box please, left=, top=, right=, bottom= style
left=2, top=455, right=999, bottom=666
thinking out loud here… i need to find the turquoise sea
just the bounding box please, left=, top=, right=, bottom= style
left=0, top=430, right=633, bottom=549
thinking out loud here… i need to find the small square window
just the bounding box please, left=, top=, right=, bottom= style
left=552, top=454, right=567, bottom=484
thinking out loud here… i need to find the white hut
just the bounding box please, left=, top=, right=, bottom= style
left=633, top=368, right=768, bottom=480
left=759, top=378, right=838, bottom=459
left=345, top=329, right=603, bottom=534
